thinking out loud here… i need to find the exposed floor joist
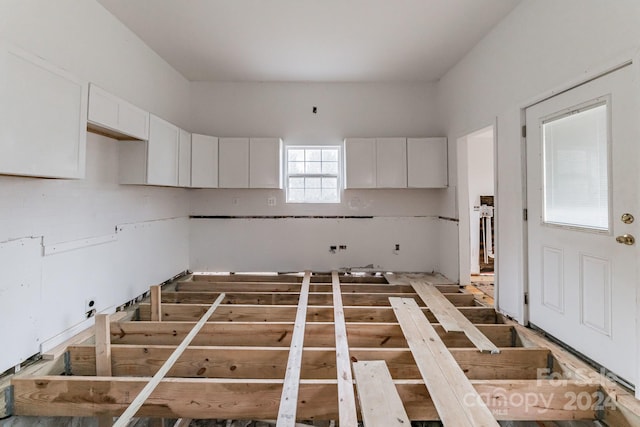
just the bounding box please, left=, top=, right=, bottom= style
left=4, top=271, right=639, bottom=426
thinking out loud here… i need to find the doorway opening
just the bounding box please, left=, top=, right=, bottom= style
left=457, top=125, right=496, bottom=294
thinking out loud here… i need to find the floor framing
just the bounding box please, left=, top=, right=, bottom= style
left=3, top=271, right=640, bottom=426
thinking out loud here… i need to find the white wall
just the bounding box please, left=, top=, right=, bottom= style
left=437, top=0, right=640, bottom=321
left=0, top=0, right=191, bottom=372
left=189, top=82, right=451, bottom=272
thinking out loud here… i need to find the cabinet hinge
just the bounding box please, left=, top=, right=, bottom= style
left=523, top=208, right=528, bottom=221
left=524, top=292, right=529, bottom=305
left=521, top=125, right=527, bottom=138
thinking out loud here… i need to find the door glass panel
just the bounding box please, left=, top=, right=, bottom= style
left=542, top=102, right=609, bottom=230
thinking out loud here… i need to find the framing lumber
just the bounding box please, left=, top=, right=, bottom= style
left=159, top=291, right=475, bottom=307
left=138, top=303, right=497, bottom=324
left=109, top=321, right=515, bottom=348
left=67, top=345, right=550, bottom=380
left=412, top=281, right=499, bottom=354
left=353, top=360, right=410, bottom=426
left=190, top=273, right=388, bottom=284
left=150, top=285, right=161, bottom=322
left=277, top=271, right=312, bottom=426
left=95, top=314, right=112, bottom=377
left=176, top=281, right=461, bottom=294
left=331, top=271, right=357, bottom=427
left=112, top=293, right=225, bottom=427
left=11, top=376, right=598, bottom=420
left=41, top=311, right=129, bottom=360
left=390, top=297, right=499, bottom=426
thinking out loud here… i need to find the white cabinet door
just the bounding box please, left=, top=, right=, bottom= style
left=250, top=138, right=282, bottom=189
left=344, top=138, right=376, bottom=189
left=407, top=137, right=448, bottom=188
left=178, top=129, right=192, bottom=187
left=147, top=114, right=179, bottom=186
left=0, top=43, right=87, bottom=179
left=219, top=138, right=249, bottom=188
left=376, top=138, right=407, bottom=188
left=191, top=134, right=219, bottom=188
left=88, top=84, right=149, bottom=140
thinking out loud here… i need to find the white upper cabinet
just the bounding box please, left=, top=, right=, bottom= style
left=87, top=84, right=149, bottom=140
left=344, top=138, right=376, bottom=189
left=250, top=138, right=282, bottom=189
left=0, top=43, right=88, bottom=179
left=147, top=115, right=179, bottom=186
left=178, top=129, right=192, bottom=187
left=376, top=137, right=407, bottom=188
left=219, top=137, right=249, bottom=188
left=119, top=114, right=180, bottom=186
left=191, top=134, right=219, bottom=188
left=407, top=137, right=448, bottom=188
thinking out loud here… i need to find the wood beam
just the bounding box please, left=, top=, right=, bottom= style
left=110, top=321, right=513, bottom=348
left=68, top=345, right=550, bottom=380
left=353, top=360, right=410, bottom=427
left=412, top=281, right=499, bottom=353
left=11, top=377, right=597, bottom=421
left=189, top=274, right=388, bottom=284
left=277, top=271, right=312, bottom=426
left=390, top=297, right=498, bottom=426
left=112, top=293, right=225, bottom=427
left=150, top=285, right=162, bottom=322
left=331, top=271, right=357, bottom=426
left=176, top=282, right=461, bottom=294
left=160, top=291, right=475, bottom=307
left=138, top=303, right=497, bottom=324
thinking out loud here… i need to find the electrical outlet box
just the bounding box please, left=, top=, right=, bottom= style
left=339, top=245, right=347, bottom=251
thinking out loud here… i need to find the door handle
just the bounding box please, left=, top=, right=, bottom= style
left=616, top=234, right=635, bottom=245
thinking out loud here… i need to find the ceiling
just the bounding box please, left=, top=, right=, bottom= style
left=97, top=0, right=520, bottom=83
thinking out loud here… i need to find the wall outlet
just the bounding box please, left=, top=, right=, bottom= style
left=85, top=297, right=96, bottom=318
left=267, top=196, right=277, bottom=206
left=339, top=245, right=347, bottom=251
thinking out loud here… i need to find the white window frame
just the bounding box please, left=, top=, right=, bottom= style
left=285, top=145, right=342, bottom=204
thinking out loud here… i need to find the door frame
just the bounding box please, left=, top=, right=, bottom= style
left=456, top=123, right=497, bottom=286
left=519, top=47, right=640, bottom=398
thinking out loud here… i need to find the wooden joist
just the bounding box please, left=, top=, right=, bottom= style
left=138, top=303, right=497, bottom=323
left=176, top=281, right=461, bottom=294
left=353, top=360, right=410, bottom=427
left=110, top=321, right=515, bottom=348
left=160, top=291, right=475, bottom=307
left=150, top=285, right=162, bottom=322
left=67, top=345, right=550, bottom=380
left=331, top=271, right=358, bottom=426
left=112, top=293, right=226, bottom=427
left=277, top=271, right=312, bottom=426
left=390, top=297, right=499, bottom=426
left=412, top=281, right=500, bottom=354
left=190, top=273, right=388, bottom=284
left=11, top=376, right=598, bottom=420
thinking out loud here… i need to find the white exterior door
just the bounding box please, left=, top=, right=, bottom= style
left=526, top=64, right=638, bottom=386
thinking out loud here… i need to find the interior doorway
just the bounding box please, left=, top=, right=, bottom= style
left=457, top=125, right=496, bottom=289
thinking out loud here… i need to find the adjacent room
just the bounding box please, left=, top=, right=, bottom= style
left=1, top=0, right=639, bottom=426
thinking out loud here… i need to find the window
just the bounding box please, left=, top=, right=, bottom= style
left=542, top=101, right=609, bottom=230
left=286, top=146, right=341, bottom=203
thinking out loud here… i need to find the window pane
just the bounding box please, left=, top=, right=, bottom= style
left=322, top=188, right=338, bottom=201
left=288, top=161, right=304, bottom=174
left=289, top=177, right=305, bottom=188
left=305, top=188, right=322, bottom=202
left=306, top=177, right=321, bottom=188
left=288, top=149, right=304, bottom=162
left=305, top=161, right=322, bottom=174
left=322, top=177, right=337, bottom=188
left=305, top=149, right=321, bottom=161
left=322, top=149, right=338, bottom=161
left=288, top=189, right=304, bottom=202
left=322, top=161, right=338, bottom=175
left=543, top=103, right=608, bottom=230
